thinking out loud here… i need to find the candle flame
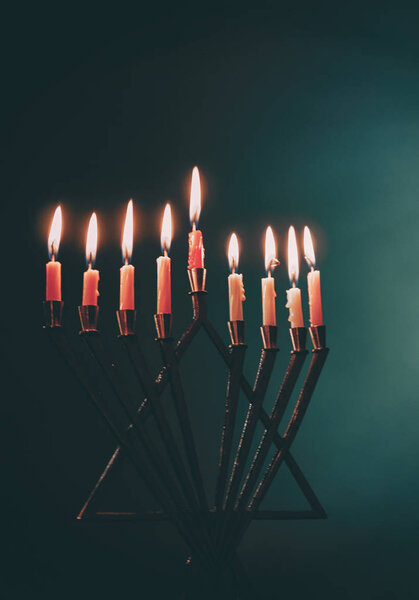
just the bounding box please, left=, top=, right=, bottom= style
left=304, top=226, right=316, bottom=268
left=189, top=166, right=201, bottom=224
left=161, top=203, right=172, bottom=253
left=122, top=200, right=134, bottom=263
left=228, top=232, right=239, bottom=271
left=86, top=212, right=98, bottom=266
left=287, top=226, right=299, bottom=284
left=48, top=205, right=62, bottom=258
left=264, top=226, right=278, bottom=273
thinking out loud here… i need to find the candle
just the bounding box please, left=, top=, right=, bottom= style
left=82, top=213, right=100, bottom=306
left=46, top=205, right=62, bottom=301
left=120, top=200, right=135, bottom=310
left=157, top=203, right=172, bottom=313
left=261, top=226, right=278, bottom=326
left=286, top=226, right=304, bottom=328
left=188, top=166, right=205, bottom=269
left=304, top=226, right=323, bottom=326
left=227, top=233, right=245, bottom=321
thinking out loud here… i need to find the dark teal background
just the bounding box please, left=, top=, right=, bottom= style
left=2, top=4, right=419, bottom=599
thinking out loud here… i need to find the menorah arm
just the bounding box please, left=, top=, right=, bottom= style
left=235, top=349, right=308, bottom=511
left=158, top=337, right=209, bottom=513
left=215, top=344, right=247, bottom=512
left=44, top=326, right=210, bottom=568
left=224, top=346, right=278, bottom=513
left=225, top=347, right=329, bottom=561
left=78, top=317, right=201, bottom=522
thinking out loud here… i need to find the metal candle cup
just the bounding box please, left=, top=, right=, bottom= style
left=188, top=267, right=207, bottom=292
left=116, top=309, right=136, bottom=336
left=154, top=313, right=173, bottom=339
left=78, top=305, right=99, bottom=332
left=228, top=320, right=245, bottom=345
left=43, top=300, right=64, bottom=328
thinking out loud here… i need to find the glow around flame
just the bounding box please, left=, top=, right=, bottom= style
left=228, top=232, right=239, bottom=271
left=189, top=166, right=201, bottom=224
left=264, top=226, right=277, bottom=273
left=86, top=212, right=98, bottom=266
left=161, top=203, right=172, bottom=253
left=48, top=205, right=62, bottom=258
left=287, top=226, right=299, bottom=284
left=304, top=226, right=316, bottom=268
left=122, top=200, right=133, bottom=262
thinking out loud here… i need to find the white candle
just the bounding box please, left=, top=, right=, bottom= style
left=120, top=200, right=135, bottom=310
left=262, top=276, right=276, bottom=325
left=286, top=226, right=304, bottom=328
left=157, top=204, right=172, bottom=314
left=46, top=206, right=62, bottom=301
left=262, top=226, right=278, bottom=326
left=82, top=213, right=99, bottom=306
left=286, top=287, right=304, bottom=328
left=227, top=233, right=245, bottom=321
left=304, top=226, right=323, bottom=326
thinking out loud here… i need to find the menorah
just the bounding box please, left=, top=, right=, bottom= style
left=43, top=266, right=328, bottom=599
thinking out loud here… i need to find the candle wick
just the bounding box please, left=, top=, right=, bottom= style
left=164, top=248, right=168, bottom=258
left=192, top=221, right=196, bottom=232
left=268, top=269, right=271, bottom=278
left=125, top=256, right=129, bottom=266
left=292, top=279, right=296, bottom=288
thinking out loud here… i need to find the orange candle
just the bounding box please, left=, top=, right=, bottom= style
left=120, top=200, right=135, bottom=310
left=157, top=204, right=172, bottom=313
left=188, top=166, right=205, bottom=269
left=304, top=226, right=323, bottom=326
left=82, top=213, right=99, bottom=306
left=286, top=226, right=304, bottom=328
left=46, top=206, right=62, bottom=301
left=261, top=226, right=278, bottom=326
left=227, top=233, right=245, bottom=321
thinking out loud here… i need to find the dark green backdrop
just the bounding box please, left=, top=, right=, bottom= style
left=2, top=4, right=418, bottom=599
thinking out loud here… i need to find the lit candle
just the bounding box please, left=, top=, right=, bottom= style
left=82, top=213, right=99, bottom=306
left=286, top=226, right=304, bottom=328
left=157, top=203, right=172, bottom=314
left=261, top=226, right=278, bottom=326
left=120, top=200, right=135, bottom=310
left=227, top=233, right=245, bottom=321
left=304, top=226, right=323, bottom=326
left=46, top=206, right=62, bottom=301
left=188, top=166, right=205, bottom=269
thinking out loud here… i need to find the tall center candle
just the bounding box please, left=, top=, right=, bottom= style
left=188, top=166, right=205, bottom=269
left=82, top=213, right=100, bottom=306
left=120, top=200, right=135, bottom=310
left=261, top=226, right=278, bottom=326
left=228, top=233, right=245, bottom=321
left=304, top=226, right=323, bottom=326
left=286, top=226, right=304, bottom=328
left=46, top=205, right=62, bottom=301
left=157, top=203, right=172, bottom=314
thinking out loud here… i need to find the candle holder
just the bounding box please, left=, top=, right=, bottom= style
left=116, top=309, right=136, bottom=336
left=78, top=305, right=99, bottom=332
left=154, top=313, right=173, bottom=339
left=188, top=267, right=206, bottom=292
left=43, top=276, right=329, bottom=597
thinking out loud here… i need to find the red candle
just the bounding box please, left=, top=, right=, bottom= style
left=304, top=226, right=323, bottom=326
left=157, top=203, right=172, bottom=313
left=82, top=213, right=100, bottom=306
left=46, top=205, right=62, bottom=301
left=188, top=166, right=205, bottom=269
left=120, top=200, right=135, bottom=310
